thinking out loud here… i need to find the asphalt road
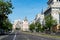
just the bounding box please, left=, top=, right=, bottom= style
left=0, top=30, right=60, bottom=40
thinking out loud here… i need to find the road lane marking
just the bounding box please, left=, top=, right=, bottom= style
left=13, top=33, right=16, bottom=40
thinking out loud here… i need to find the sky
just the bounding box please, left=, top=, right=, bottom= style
left=8, top=0, right=48, bottom=23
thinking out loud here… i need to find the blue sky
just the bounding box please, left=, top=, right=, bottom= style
left=8, top=0, right=48, bottom=23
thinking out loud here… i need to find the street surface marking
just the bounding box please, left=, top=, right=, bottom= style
left=13, top=33, right=16, bottom=40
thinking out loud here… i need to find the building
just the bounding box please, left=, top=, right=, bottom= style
left=13, top=17, right=29, bottom=31
left=35, top=13, right=45, bottom=26
left=44, top=0, right=60, bottom=32
left=13, top=19, right=22, bottom=30
left=22, top=17, right=29, bottom=31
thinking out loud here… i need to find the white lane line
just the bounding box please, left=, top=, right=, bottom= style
left=13, top=33, right=16, bottom=40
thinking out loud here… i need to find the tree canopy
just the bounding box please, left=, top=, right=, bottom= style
left=45, top=15, right=57, bottom=31
left=29, top=23, right=35, bottom=32
left=0, top=0, right=13, bottom=31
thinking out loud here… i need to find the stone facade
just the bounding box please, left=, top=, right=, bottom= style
left=44, top=0, right=60, bottom=32
left=22, top=20, right=29, bottom=31
left=44, top=0, right=60, bottom=24
left=35, top=13, right=45, bottom=26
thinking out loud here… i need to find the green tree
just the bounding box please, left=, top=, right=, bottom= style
left=29, top=23, right=35, bottom=32
left=35, top=22, right=41, bottom=32
left=0, top=0, right=13, bottom=30
left=2, top=19, right=12, bottom=31
left=45, top=15, right=57, bottom=32
left=5, top=19, right=12, bottom=31
left=0, top=0, right=13, bottom=15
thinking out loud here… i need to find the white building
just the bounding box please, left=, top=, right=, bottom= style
left=35, top=13, right=45, bottom=26
left=44, top=0, right=60, bottom=32
left=22, top=17, right=29, bottom=31
left=13, top=17, right=29, bottom=31
left=13, top=19, right=22, bottom=30
left=44, top=0, right=60, bottom=24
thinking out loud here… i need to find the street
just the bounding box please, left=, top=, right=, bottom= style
left=0, top=30, right=60, bottom=40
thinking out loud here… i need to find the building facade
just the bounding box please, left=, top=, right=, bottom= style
left=13, top=19, right=22, bottom=30
left=22, top=17, right=29, bottom=31
left=13, top=18, right=29, bottom=31
left=35, top=13, right=45, bottom=26
left=44, top=0, right=60, bottom=32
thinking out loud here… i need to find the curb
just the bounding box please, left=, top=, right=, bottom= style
left=22, top=32, right=60, bottom=39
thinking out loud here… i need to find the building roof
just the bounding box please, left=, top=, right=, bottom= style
left=44, top=7, right=51, bottom=14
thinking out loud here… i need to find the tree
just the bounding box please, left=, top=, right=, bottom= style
left=0, top=0, right=13, bottom=30
left=35, top=22, right=41, bottom=32
left=29, top=23, right=35, bottom=32
left=2, top=19, right=12, bottom=31
left=45, top=15, right=57, bottom=32
left=0, top=0, right=13, bottom=15
left=5, top=19, right=12, bottom=31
